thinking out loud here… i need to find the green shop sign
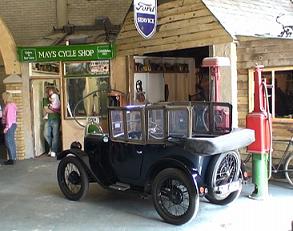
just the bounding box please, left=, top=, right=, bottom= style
left=17, top=43, right=115, bottom=62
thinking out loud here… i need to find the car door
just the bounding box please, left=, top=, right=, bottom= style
left=111, top=142, right=144, bottom=180
left=109, top=108, right=145, bottom=180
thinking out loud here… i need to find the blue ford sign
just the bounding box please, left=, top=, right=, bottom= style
left=134, top=0, right=157, bottom=39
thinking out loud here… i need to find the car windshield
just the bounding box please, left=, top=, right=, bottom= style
left=110, top=110, right=125, bottom=139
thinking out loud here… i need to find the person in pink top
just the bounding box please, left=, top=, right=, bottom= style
left=2, top=92, right=17, bottom=165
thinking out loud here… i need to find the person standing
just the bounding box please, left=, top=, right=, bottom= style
left=43, top=87, right=61, bottom=158
left=2, top=92, right=17, bottom=165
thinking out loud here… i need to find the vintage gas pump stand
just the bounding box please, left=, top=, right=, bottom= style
left=202, top=57, right=230, bottom=102
left=246, top=65, right=272, bottom=199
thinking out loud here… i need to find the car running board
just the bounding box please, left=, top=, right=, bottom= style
left=109, top=182, right=130, bottom=191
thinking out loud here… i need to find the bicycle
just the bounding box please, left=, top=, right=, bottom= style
left=242, top=133, right=293, bottom=186
left=270, top=136, right=293, bottom=186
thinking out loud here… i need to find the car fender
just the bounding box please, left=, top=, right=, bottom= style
left=57, top=149, right=104, bottom=186
left=145, top=157, right=199, bottom=194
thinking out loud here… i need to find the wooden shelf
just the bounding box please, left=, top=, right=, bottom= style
left=134, top=57, right=190, bottom=74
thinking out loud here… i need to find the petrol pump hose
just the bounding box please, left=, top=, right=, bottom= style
left=262, top=81, right=273, bottom=179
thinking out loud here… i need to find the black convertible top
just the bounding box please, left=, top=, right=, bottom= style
left=184, top=128, right=255, bottom=155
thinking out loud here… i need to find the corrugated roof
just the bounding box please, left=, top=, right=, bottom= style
left=202, top=0, right=293, bottom=38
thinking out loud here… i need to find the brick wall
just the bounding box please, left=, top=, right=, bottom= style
left=67, top=0, right=131, bottom=26
left=0, top=0, right=132, bottom=46
left=0, top=0, right=56, bottom=45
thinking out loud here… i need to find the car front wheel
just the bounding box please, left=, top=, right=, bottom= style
left=57, top=156, right=89, bottom=201
left=152, top=168, right=199, bottom=225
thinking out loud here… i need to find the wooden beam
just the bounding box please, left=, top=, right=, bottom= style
left=159, top=2, right=205, bottom=18
left=118, top=29, right=229, bottom=51
left=123, top=2, right=206, bottom=27
left=158, top=0, right=185, bottom=11
left=117, top=35, right=231, bottom=56
left=118, top=15, right=217, bottom=42
left=119, top=21, right=220, bottom=42
left=159, top=8, right=211, bottom=25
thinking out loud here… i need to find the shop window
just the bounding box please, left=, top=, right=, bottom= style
left=29, top=62, right=60, bottom=76
left=249, top=67, right=293, bottom=120
left=64, top=61, right=110, bottom=119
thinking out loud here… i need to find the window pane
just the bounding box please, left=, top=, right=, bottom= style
left=213, top=105, right=231, bottom=133
left=110, top=110, right=125, bottom=139
left=262, top=71, right=273, bottom=114
left=148, top=109, right=164, bottom=140
left=192, top=104, right=209, bottom=134
left=65, top=77, right=109, bottom=118
left=64, top=61, right=110, bottom=77
left=168, top=109, right=188, bottom=137
left=126, top=110, right=142, bottom=140
left=275, top=71, right=293, bottom=118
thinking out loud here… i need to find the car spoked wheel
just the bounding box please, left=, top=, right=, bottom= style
left=66, top=164, right=82, bottom=192
left=152, top=168, right=199, bottom=225
left=57, top=156, right=89, bottom=201
left=160, top=180, right=188, bottom=216
left=206, top=151, right=242, bottom=205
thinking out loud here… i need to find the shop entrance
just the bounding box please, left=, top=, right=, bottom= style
left=30, top=79, right=61, bottom=157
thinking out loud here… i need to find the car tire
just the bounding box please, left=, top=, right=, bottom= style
left=57, top=156, right=89, bottom=201
left=205, top=150, right=242, bottom=205
left=152, top=168, right=199, bottom=225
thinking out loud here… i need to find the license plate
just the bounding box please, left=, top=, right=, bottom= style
left=214, top=181, right=240, bottom=194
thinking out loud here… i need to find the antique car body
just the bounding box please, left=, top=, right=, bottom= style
left=57, top=101, right=255, bottom=225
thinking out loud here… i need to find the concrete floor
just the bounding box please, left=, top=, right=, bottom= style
left=0, top=157, right=292, bottom=231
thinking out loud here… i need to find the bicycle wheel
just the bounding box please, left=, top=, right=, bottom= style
left=284, top=153, right=293, bottom=186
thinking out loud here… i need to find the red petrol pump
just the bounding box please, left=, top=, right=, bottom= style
left=202, top=57, right=230, bottom=102
left=246, top=65, right=272, bottom=199
left=202, top=57, right=231, bottom=131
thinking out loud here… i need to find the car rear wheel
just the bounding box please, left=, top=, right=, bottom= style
left=57, top=156, right=89, bottom=201
left=205, top=151, right=242, bottom=205
left=152, top=168, right=199, bottom=225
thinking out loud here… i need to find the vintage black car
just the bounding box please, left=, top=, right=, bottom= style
left=57, top=101, right=254, bottom=225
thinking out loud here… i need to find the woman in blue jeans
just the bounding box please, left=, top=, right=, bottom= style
left=2, top=92, right=17, bottom=165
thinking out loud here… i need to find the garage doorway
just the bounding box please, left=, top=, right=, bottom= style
left=30, top=79, right=61, bottom=157
left=145, top=46, right=210, bottom=102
